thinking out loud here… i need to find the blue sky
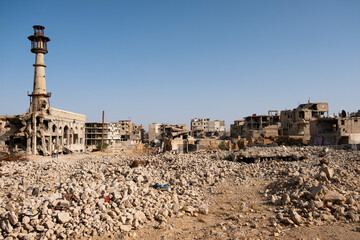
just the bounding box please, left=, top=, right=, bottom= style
left=1, top=0, right=359, bottom=129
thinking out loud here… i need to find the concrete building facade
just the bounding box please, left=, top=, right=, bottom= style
left=148, top=123, right=162, bottom=142
left=280, top=102, right=329, bottom=141
left=147, top=123, right=191, bottom=153
left=85, top=120, right=144, bottom=149
left=311, top=113, right=360, bottom=145
left=243, top=111, right=280, bottom=139
left=230, top=120, right=245, bottom=139
left=190, top=118, right=226, bottom=138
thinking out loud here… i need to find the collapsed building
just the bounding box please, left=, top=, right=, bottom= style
left=161, top=125, right=191, bottom=153
left=148, top=122, right=230, bottom=152
left=148, top=123, right=187, bottom=142
left=190, top=118, right=226, bottom=138
left=280, top=102, right=329, bottom=143
left=85, top=120, right=144, bottom=150
left=0, top=26, right=86, bottom=155
left=148, top=123, right=191, bottom=153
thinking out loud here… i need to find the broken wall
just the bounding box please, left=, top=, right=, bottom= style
left=311, top=116, right=360, bottom=145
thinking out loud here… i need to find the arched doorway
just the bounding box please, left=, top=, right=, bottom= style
left=64, top=125, right=69, bottom=145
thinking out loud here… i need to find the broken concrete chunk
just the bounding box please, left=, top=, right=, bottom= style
left=323, top=191, right=346, bottom=203
left=320, top=165, right=334, bottom=179
left=199, top=204, right=209, bottom=214
left=120, top=224, right=132, bottom=232
left=182, top=205, right=196, bottom=214
left=282, top=194, right=291, bottom=205
left=0, top=219, right=13, bottom=233
left=347, top=211, right=360, bottom=222
left=57, top=212, right=71, bottom=224
left=290, top=209, right=303, bottom=225
left=44, top=220, right=55, bottom=229
left=134, top=211, right=147, bottom=223
left=7, top=211, right=18, bottom=226
left=280, top=217, right=294, bottom=225
left=310, top=185, right=328, bottom=199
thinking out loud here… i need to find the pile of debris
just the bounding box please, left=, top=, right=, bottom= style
left=0, top=152, right=239, bottom=239
left=224, top=145, right=308, bottom=163
left=0, top=146, right=359, bottom=239
left=0, top=153, right=28, bottom=163
left=264, top=148, right=360, bottom=226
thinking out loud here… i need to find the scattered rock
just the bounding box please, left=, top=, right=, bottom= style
left=0, top=219, right=13, bottom=233
left=182, top=206, right=196, bottom=214
left=323, top=191, right=346, bottom=203
left=7, top=212, right=18, bottom=226
left=347, top=211, right=360, bottom=222
left=57, top=212, right=71, bottom=224
left=120, top=225, right=132, bottom=232
left=290, top=209, right=303, bottom=225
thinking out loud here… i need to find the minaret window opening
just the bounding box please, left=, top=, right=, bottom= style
left=30, top=40, right=47, bottom=50
left=34, top=26, right=44, bottom=36
left=35, top=28, right=43, bottom=34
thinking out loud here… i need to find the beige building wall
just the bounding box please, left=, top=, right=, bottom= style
left=281, top=102, right=328, bottom=141
left=148, top=123, right=162, bottom=142
left=191, top=118, right=226, bottom=138
left=312, top=116, right=360, bottom=145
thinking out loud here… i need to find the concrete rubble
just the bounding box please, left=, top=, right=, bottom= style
left=261, top=147, right=360, bottom=226
left=0, top=146, right=359, bottom=239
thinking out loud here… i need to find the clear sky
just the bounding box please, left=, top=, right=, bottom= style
left=1, top=0, right=359, bottom=130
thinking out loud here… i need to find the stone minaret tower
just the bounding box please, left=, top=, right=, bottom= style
left=28, top=25, right=51, bottom=112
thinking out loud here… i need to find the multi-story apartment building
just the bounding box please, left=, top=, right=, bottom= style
left=190, top=118, right=226, bottom=138
left=85, top=120, right=144, bottom=149
left=280, top=102, right=329, bottom=141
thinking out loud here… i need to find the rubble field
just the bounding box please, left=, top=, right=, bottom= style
left=0, top=146, right=360, bottom=239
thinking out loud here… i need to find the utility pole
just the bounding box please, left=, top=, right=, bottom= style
left=101, top=110, right=104, bottom=152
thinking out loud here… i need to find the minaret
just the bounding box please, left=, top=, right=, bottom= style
left=28, top=25, right=51, bottom=112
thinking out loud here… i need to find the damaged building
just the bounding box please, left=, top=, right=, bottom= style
left=148, top=122, right=226, bottom=152
left=148, top=123, right=187, bottom=142
left=243, top=111, right=280, bottom=139
left=230, top=120, right=245, bottom=139
left=148, top=123, right=192, bottom=153
left=311, top=111, right=360, bottom=145
left=0, top=26, right=86, bottom=155
left=280, top=102, right=329, bottom=143
left=161, top=125, right=191, bottom=153
left=229, top=111, right=280, bottom=147
left=85, top=120, right=144, bottom=150
left=190, top=118, right=226, bottom=138
left=112, top=120, right=144, bottom=144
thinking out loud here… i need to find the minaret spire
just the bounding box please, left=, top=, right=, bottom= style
left=28, top=25, right=51, bottom=112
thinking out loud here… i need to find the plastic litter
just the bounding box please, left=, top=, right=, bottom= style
left=153, top=183, right=169, bottom=191
left=99, top=196, right=111, bottom=203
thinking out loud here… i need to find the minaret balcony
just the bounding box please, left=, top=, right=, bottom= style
left=27, top=91, right=52, bottom=98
